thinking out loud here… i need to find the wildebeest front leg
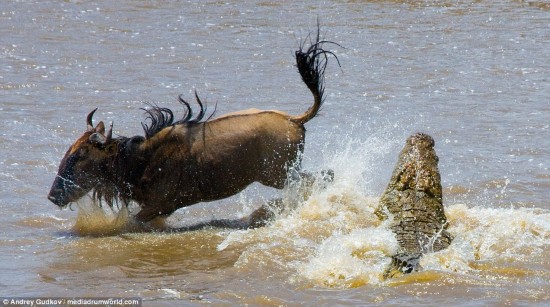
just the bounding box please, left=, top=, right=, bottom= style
left=135, top=206, right=177, bottom=223
left=173, top=204, right=276, bottom=231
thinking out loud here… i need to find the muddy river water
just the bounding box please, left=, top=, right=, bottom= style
left=1, top=0, right=549, bottom=305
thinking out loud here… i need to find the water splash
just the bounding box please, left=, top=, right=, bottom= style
left=71, top=200, right=164, bottom=236
left=217, top=133, right=550, bottom=288
left=64, top=127, right=549, bottom=288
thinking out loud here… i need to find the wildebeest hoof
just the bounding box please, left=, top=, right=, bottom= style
left=320, top=169, right=334, bottom=183
left=245, top=205, right=276, bottom=229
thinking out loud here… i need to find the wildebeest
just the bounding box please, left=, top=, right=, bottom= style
left=48, top=28, right=340, bottom=222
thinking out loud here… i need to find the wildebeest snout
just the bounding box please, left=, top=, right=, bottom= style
left=47, top=176, right=70, bottom=207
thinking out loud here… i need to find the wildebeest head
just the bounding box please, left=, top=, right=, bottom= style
left=48, top=109, right=116, bottom=207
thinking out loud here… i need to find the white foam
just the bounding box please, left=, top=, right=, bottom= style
left=297, top=227, right=397, bottom=287
left=217, top=132, right=550, bottom=288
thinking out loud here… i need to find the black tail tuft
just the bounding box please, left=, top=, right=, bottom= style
left=294, top=24, right=342, bottom=124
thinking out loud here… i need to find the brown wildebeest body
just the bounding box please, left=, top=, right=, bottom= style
left=48, top=28, right=339, bottom=222
left=133, top=111, right=307, bottom=221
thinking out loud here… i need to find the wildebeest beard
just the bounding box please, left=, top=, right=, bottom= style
left=89, top=135, right=148, bottom=209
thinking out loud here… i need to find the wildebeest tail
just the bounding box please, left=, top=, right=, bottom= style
left=291, top=25, right=341, bottom=125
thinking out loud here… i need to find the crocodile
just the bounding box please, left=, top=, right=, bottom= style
left=376, top=133, right=453, bottom=278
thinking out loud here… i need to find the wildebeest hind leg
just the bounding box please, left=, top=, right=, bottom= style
left=281, top=168, right=335, bottom=202
left=294, top=169, right=334, bottom=189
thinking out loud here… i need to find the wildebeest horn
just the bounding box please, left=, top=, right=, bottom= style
left=87, top=108, right=98, bottom=131
left=105, top=121, right=113, bottom=143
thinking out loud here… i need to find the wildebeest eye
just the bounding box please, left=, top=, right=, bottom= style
left=76, top=147, right=89, bottom=155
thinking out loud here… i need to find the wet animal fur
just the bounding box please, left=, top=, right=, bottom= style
left=48, top=27, right=340, bottom=222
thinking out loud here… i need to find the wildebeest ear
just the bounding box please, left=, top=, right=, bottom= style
left=89, top=132, right=106, bottom=145
left=95, top=121, right=105, bottom=134
left=89, top=121, right=113, bottom=146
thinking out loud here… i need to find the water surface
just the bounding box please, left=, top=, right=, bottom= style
left=1, top=0, right=549, bottom=305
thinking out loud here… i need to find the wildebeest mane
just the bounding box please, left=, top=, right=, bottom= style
left=141, top=91, right=214, bottom=138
